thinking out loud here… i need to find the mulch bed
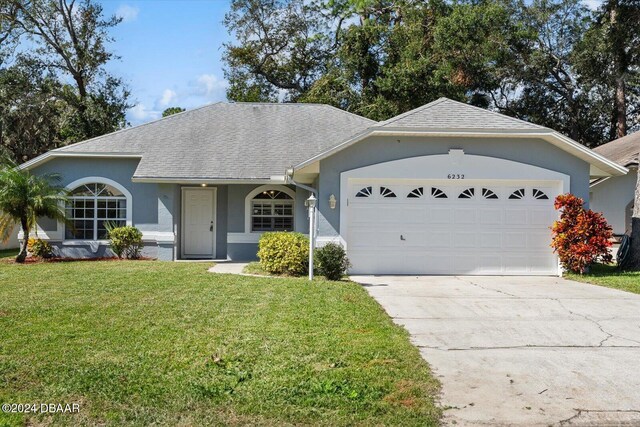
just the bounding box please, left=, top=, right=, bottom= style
left=5, top=256, right=156, bottom=264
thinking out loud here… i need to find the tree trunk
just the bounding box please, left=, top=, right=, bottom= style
left=614, top=75, right=627, bottom=139
left=625, top=167, right=640, bottom=270
left=610, top=0, right=627, bottom=139
left=15, top=218, right=28, bottom=263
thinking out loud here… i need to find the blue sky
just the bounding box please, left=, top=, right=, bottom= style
left=98, top=1, right=233, bottom=125
left=99, top=0, right=603, bottom=126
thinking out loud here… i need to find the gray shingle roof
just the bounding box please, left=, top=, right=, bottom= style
left=376, top=98, right=545, bottom=130
left=593, top=131, right=639, bottom=167
left=55, top=102, right=375, bottom=179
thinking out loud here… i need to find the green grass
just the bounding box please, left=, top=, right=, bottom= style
left=566, top=263, right=640, bottom=294
left=242, top=262, right=348, bottom=282
left=0, top=261, right=440, bottom=426
left=242, top=261, right=278, bottom=276
left=0, top=248, right=19, bottom=260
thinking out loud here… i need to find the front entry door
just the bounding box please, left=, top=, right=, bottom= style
left=182, top=188, right=216, bottom=258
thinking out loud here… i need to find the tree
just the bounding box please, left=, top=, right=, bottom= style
left=0, top=159, right=68, bottom=263
left=222, top=0, right=636, bottom=146
left=162, top=107, right=185, bottom=117
left=624, top=161, right=640, bottom=270
left=574, top=0, right=640, bottom=140
left=0, top=60, right=67, bottom=162
left=1, top=0, right=131, bottom=144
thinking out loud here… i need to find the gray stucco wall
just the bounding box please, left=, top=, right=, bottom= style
left=590, top=168, right=637, bottom=235
left=33, top=157, right=159, bottom=232
left=29, top=157, right=159, bottom=259
left=226, top=184, right=310, bottom=261
left=317, top=135, right=592, bottom=237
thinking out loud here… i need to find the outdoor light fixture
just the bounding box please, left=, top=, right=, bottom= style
left=201, top=183, right=207, bottom=187
left=329, top=194, right=337, bottom=209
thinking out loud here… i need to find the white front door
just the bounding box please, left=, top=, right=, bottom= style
left=182, top=188, right=216, bottom=258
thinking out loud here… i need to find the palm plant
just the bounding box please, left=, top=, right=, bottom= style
left=0, top=159, right=68, bottom=263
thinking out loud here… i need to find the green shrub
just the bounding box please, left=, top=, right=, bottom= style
left=257, top=232, right=309, bottom=276
left=108, top=226, right=144, bottom=259
left=314, top=242, right=351, bottom=280
left=27, top=238, right=53, bottom=259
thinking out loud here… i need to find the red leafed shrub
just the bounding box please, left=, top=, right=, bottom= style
left=551, top=193, right=613, bottom=273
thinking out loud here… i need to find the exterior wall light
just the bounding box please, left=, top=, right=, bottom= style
left=329, top=194, right=337, bottom=209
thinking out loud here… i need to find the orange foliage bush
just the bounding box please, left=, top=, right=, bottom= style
left=551, top=194, right=613, bottom=273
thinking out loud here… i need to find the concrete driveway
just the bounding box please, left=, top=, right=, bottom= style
left=351, top=275, right=640, bottom=426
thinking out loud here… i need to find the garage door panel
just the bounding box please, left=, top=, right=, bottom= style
left=453, top=232, right=476, bottom=248
left=346, top=180, right=560, bottom=275
left=454, top=208, right=477, bottom=224
left=429, top=208, right=454, bottom=224
left=505, top=208, right=528, bottom=225
left=527, top=231, right=552, bottom=249
left=504, top=232, right=527, bottom=248
left=480, top=232, right=502, bottom=248
left=425, top=231, right=452, bottom=248
left=480, top=208, right=504, bottom=224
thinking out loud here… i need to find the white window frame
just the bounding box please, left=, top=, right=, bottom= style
left=64, top=177, right=133, bottom=242
left=244, top=185, right=296, bottom=234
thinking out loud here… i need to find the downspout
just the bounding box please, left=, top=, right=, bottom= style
left=285, top=168, right=317, bottom=196
left=286, top=168, right=318, bottom=280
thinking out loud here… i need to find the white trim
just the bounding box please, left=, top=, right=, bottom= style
left=18, top=230, right=173, bottom=244
left=243, top=185, right=296, bottom=233
left=181, top=187, right=217, bottom=259
left=293, top=129, right=628, bottom=178
left=131, top=177, right=287, bottom=184
left=20, top=152, right=142, bottom=170
left=63, top=177, right=133, bottom=242
left=227, top=232, right=262, bottom=244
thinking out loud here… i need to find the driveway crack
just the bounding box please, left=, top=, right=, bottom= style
left=558, top=408, right=640, bottom=425
left=454, top=276, right=520, bottom=297
left=552, top=298, right=640, bottom=346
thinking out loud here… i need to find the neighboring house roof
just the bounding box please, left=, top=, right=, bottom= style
left=22, top=97, right=627, bottom=180
left=593, top=131, right=640, bottom=167
left=22, top=103, right=375, bottom=181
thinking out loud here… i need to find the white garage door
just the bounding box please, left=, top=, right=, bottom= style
left=346, top=180, right=560, bottom=275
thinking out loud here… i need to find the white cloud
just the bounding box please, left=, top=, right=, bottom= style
left=128, top=103, right=160, bottom=124
left=583, top=0, right=602, bottom=10
left=159, top=89, right=177, bottom=107
left=195, top=74, right=228, bottom=98
left=116, top=4, right=139, bottom=23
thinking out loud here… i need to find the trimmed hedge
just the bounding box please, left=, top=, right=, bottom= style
left=314, top=242, right=351, bottom=280
left=108, top=226, right=144, bottom=259
left=258, top=232, right=309, bottom=276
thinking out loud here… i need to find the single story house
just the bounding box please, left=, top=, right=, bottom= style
left=590, top=131, right=639, bottom=236
left=22, top=98, right=627, bottom=275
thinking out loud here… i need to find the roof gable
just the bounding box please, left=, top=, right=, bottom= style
left=377, top=98, right=544, bottom=131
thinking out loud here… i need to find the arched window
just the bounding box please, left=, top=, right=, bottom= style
left=65, top=179, right=131, bottom=240
left=249, top=188, right=294, bottom=232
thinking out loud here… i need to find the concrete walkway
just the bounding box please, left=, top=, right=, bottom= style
left=351, top=275, right=640, bottom=426
left=208, top=262, right=249, bottom=274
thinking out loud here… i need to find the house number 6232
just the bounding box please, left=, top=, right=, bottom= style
left=447, top=174, right=465, bottom=179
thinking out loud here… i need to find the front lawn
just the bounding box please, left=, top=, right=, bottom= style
left=566, top=263, right=640, bottom=294
left=0, top=261, right=440, bottom=426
